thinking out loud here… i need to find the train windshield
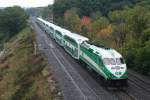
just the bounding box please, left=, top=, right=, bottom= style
left=116, top=58, right=125, bottom=65
left=103, top=58, right=116, bottom=65
left=103, top=58, right=124, bottom=65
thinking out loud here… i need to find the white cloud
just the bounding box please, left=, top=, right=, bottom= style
left=0, top=0, right=54, bottom=7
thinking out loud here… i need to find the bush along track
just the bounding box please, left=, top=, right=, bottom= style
left=0, top=27, right=62, bottom=100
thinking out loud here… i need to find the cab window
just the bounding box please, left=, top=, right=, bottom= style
left=116, top=58, right=125, bottom=65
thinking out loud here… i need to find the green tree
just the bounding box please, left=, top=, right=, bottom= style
left=135, top=41, right=150, bottom=74
left=0, top=6, right=28, bottom=40
left=88, top=16, right=109, bottom=41
left=92, top=17, right=109, bottom=33
left=53, top=0, right=71, bottom=25
left=111, top=24, right=130, bottom=47
left=127, top=6, right=150, bottom=36
left=90, top=11, right=102, bottom=21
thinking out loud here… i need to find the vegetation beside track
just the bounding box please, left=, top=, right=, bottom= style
left=0, top=27, right=62, bottom=100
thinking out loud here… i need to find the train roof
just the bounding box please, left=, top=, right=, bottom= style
left=55, top=26, right=65, bottom=34
left=37, top=17, right=88, bottom=44
left=82, top=41, right=122, bottom=58
left=47, top=22, right=55, bottom=28
left=37, top=17, right=56, bottom=28
left=90, top=45, right=122, bottom=58
left=65, top=32, right=89, bottom=44
left=53, top=26, right=72, bottom=36
left=61, top=28, right=72, bottom=36
left=37, top=18, right=47, bottom=24
left=55, top=25, right=61, bottom=30
left=37, top=17, right=42, bottom=21
left=61, top=28, right=71, bottom=33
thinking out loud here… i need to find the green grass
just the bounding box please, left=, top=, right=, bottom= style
left=0, top=27, right=62, bottom=100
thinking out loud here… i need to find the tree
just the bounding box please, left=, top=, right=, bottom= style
left=53, top=0, right=71, bottom=25
left=127, top=6, right=150, bottom=36
left=41, top=5, right=53, bottom=21
left=86, top=16, right=110, bottom=41
left=90, top=11, right=102, bottom=21
left=0, top=6, right=28, bottom=40
left=91, top=17, right=109, bottom=34
left=111, top=23, right=130, bottom=47
left=80, top=16, right=92, bottom=36
left=64, top=9, right=81, bottom=33
left=135, top=40, right=150, bottom=74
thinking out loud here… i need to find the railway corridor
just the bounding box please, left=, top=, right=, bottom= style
left=31, top=17, right=150, bottom=100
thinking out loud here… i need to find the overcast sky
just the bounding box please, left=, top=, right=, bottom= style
left=0, top=0, right=54, bottom=8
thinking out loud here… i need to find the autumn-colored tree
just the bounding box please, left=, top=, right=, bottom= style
left=81, top=16, right=91, bottom=26
left=80, top=16, right=92, bottom=36
left=89, top=16, right=109, bottom=40
left=64, top=9, right=81, bottom=33
left=98, top=25, right=112, bottom=38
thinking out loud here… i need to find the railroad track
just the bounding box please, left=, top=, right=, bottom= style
left=111, top=72, right=150, bottom=100
left=111, top=90, right=137, bottom=100
left=76, top=64, right=138, bottom=100
left=128, top=73, right=150, bottom=93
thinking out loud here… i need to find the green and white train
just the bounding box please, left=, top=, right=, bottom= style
left=37, top=17, right=128, bottom=87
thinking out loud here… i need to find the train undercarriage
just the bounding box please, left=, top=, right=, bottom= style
left=103, top=79, right=128, bottom=90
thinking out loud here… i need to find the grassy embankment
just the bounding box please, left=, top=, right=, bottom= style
left=0, top=27, right=62, bottom=100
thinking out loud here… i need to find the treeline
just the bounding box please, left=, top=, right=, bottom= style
left=0, top=6, right=28, bottom=44
left=51, top=0, right=150, bottom=75
left=53, top=0, right=142, bottom=25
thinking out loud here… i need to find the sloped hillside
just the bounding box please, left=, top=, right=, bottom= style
left=0, top=27, right=62, bottom=100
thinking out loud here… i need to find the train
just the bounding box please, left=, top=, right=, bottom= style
left=36, top=17, right=128, bottom=87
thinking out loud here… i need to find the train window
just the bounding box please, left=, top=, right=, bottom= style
left=56, top=30, right=62, bottom=36
left=81, top=41, right=90, bottom=49
left=109, top=58, right=116, bottom=65
left=120, top=58, right=124, bottom=64
left=64, top=36, right=78, bottom=47
left=103, top=58, right=110, bottom=65
left=116, top=58, right=124, bottom=65
left=103, top=58, right=116, bottom=65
